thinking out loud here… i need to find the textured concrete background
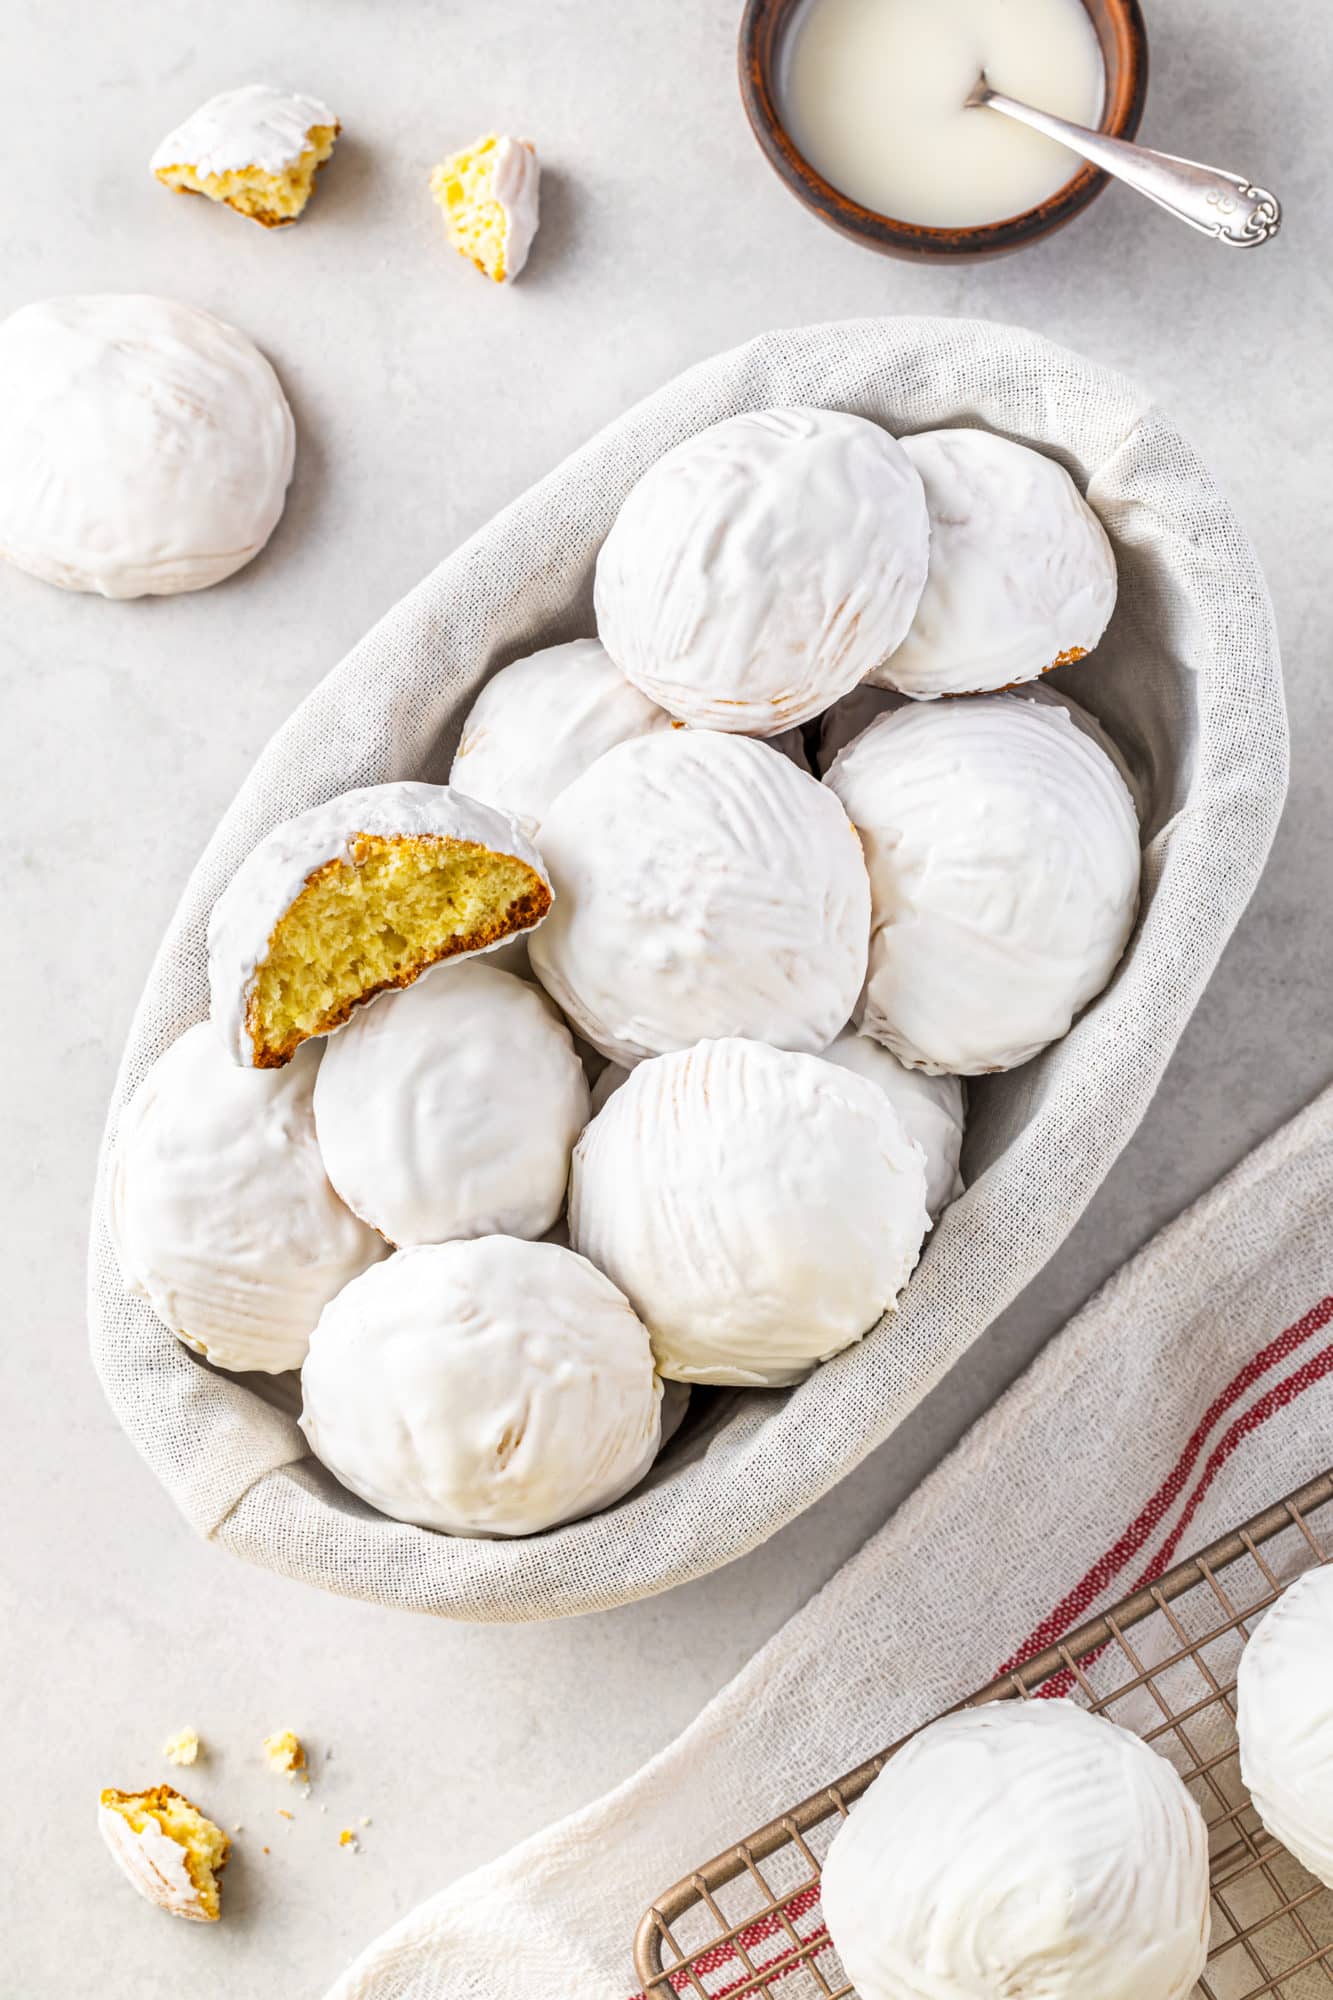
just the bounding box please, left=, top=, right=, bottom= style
left=2, top=2, right=1327, bottom=1992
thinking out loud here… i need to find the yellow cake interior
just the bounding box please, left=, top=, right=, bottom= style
left=429, top=135, right=519, bottom=282
left=101, top=1785, right=230, bottom=1920
left=248, top=833, right=551, bottom=1067
left=155, top=124, right=339, bottom=227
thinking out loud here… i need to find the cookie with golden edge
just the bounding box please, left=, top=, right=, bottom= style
left=152, top=84, right=340, bottom=228
left=98, top=1785, right=230, bottom=1922
left=207, top=782, right=553, bottom=1069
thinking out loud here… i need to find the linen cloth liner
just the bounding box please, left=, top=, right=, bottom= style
left=326, top=1081, right=1333, bottom=1998
left=86, top=317, right=1287, bottom=1620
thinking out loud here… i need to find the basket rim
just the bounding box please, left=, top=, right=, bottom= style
left=89, top=315, right=1289, bottom=1622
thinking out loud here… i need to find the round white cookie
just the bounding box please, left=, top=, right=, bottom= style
left=874, top=428, right=1117, bottom=698
left=595, top=407, right=929, bottom=735
left=151, top=83, right=337, bottom=178
left=1237, top=1564, right=1333, bottom=1887
left=450, top=638, right=676, bottom=837
left=0, top=294, right=294, bottom=597
left=825, top=695, right=1140, bottom=1074
left=313, top=961, right=589, bottom=1247
left=529, top=730, right=871, bottom=1065
left=299, top=1236, right=662, bottom=1537
left=207, top=781, right=550, bottom=1068
left=569, top=1038, right=929, bottom=1386
left=821, top=1027, right=964, bottom=1219
left=594, top=1034, right=963, bottom=1219
left=821, top=1701, right=1209, bottom=2000
left=108, top=1024, right=383, bottom=1374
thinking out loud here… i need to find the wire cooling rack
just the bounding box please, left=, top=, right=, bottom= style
left=634, top=1469, right=1333, bottom=2000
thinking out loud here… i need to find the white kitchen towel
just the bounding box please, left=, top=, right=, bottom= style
left=87, top=317, right=1287, bottom=1621
left=327, top=1081, right=1333, bottom=1998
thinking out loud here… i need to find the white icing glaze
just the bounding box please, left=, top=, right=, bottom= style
left=821, top=1027, right=963, bottom=1219
left=595, top=407, right=930, bottom=735
left=491, top=136, right=541, bottom=280
left=875, top=428, right=1117, bottom=698
left=98, top=1803, right=212, bottom=1921
left=313, top=961, right=589, bottom=1247
left=0, top=294, right=294, bottom=598
left=108, top=1023, right=384, bottom=1374
left=825, top=695, right=1140, bottom=1074
left=1002, top=678, right=1148, bottom=821
left=820, top=1701, right=1210, bottom=2000
left=568, top=1038, right=929, bottom=1387
left=207, top=781, right=551, bottom=1068
left=529, top=731, right=870, bottom=1065
left=450, top=638, right=676, bottom=837
left=151, top=83, right=337, bottom=178
left=299, top=1236, right=662, bottom=1536
left=594, top=1033, right=963, bottom=1218
left=1237, top=1564, right=1333, bottom=1887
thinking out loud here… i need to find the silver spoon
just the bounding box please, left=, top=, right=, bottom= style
left=965, top=74, right=1281, bottom=247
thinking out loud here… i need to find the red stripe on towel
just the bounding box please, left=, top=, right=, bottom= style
left=627, top=1295, right=1333, bottom=2000
left=1000, top=1294, right=1333, bottom=1676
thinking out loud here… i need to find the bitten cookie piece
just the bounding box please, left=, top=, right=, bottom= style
left=207, top=783, right=553, bottom=1069
left=152, top=84, right=340, bottom=228
left=98, top=1785, right=230, bottom=1923
left=429, top=134, right=540, bottom=282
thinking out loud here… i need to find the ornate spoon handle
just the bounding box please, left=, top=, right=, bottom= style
left=969, top=82, right=1282, bottom=247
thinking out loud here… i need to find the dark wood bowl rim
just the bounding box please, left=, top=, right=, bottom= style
left=739, top=0, right=1150, bottom=257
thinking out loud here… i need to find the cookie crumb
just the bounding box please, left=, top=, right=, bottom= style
left=164, top=1727, right=200, bottom=1767
left=277, top=1809, right=293, bottom=1821
left=262, top=1730, right=306, bottom=1777
left=339, top=1828, right=359, bottom=1850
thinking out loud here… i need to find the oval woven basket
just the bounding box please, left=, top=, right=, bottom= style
left=88, top=317, right=1287, bottom=1621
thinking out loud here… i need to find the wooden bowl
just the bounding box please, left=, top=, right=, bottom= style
left=739, top=0, right=1149, bottom=261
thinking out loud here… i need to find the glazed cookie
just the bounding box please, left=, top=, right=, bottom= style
left=595, top=407, right=929, bottom=735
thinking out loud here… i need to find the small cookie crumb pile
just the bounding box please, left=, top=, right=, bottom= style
left=152, top=84, right=340, bottom=228
left=98, top=1785, right=230, bottom=1923
left=263, top=1729, right=307, bottom=1777
left=429, top=134, right=540, bottom=283
left=163, top=1727, right=200, bottom=1768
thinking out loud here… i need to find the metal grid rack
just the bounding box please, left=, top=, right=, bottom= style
left=635, top=1470, right=1333, bottom=2000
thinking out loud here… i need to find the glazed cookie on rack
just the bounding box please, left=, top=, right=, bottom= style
left=299, top=1236, right=662, bottom=1536
left=595, top=408, right=929, bottom=735
left=529, top=730, right=870, bottom=1065
left=820, top=1702, right=1209, bottom=2000
left=152, top=84, right=341, bottom=227
left=874, top=428, right=1117, bottom=698
left=207, top=782, right=552, bottom=1068
left=570, top=1038, right=929, bottom=1387
left=0, top=294, right=293, bottom=597
left=109, top=1024, right=384, bottom=1374
left=313, top=961, right=589, bottom=1247
left=450, top=639, right=677, bottom=837
left=825, top=694, right=1140, bottom=1074
left=1237, top=1564, right=1333, bottom=1889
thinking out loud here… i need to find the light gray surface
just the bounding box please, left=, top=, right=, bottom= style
left=2, top=3, right=1327, bottom=1994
